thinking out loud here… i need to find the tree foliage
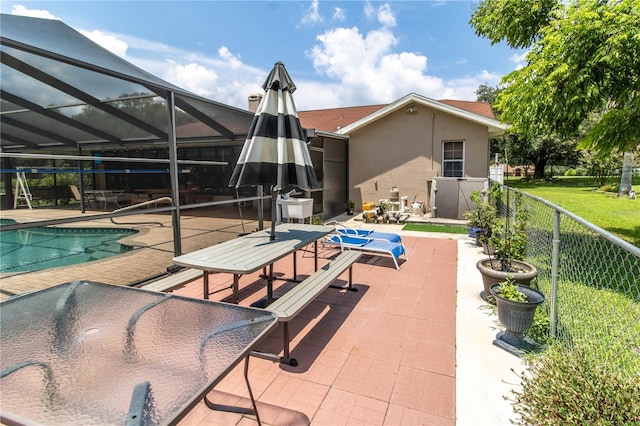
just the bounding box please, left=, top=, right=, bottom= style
left=475, top=84, right=503, bottom=118
left=469, top=0, right=558, bottom=48
left=471, top=0, right=640, bottom=154
left=579, top=150, right=623, bottom=187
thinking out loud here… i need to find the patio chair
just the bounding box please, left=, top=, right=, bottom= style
left=69, top=184, right=93, bottom=208
left=323, top=234, right=408, bottom=270
left=324, top=220, right=403, bottom=243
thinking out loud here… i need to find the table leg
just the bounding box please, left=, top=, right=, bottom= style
left=314, top=241, right=319, bottom=271
left=267, top=264, right=274, bottom=303
left=292, top=250, right=297, bottom=280
left=203, top=356, right=262, bottom=425
left=203, top=271, right=209, bottom=299
left=233, top=274, right=240, bottom=304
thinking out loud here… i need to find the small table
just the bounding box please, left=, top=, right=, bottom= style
left=173, top=223, right=334, bottom=303
left=0, top=281, right=277, bottom=426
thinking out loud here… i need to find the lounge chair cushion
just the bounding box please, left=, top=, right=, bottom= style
left=326, top=235, right=405, bottom=259
left=335, top=228, right=402, bottom=243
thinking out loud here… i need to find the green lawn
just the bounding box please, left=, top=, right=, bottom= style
left=506, top=176, right=640, bottom=247
left=402, top=223, right=468, bottom=234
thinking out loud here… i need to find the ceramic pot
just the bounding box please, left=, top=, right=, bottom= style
left=476, top=258, right=538, bottom=303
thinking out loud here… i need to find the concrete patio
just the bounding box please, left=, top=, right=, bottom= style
left=0, top=207, right=523, bottom=425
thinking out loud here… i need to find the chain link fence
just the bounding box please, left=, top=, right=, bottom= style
left=498, top=184, right=640, bottom=373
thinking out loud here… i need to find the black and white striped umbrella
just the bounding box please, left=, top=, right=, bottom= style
left=229, top=62, right=318, bottom=239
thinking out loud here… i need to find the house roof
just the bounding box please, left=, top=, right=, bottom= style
left=299, top=93, right=505, bottom=138
left=439, top=99, right=496, bottom=119
left=299, top=104, right=386, bottom=133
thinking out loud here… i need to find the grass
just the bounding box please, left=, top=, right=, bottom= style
left=402, top=223, right=468, bottom=234
left=506, top=176, right=640, bottom=247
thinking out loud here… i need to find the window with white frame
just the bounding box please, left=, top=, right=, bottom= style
left=442, top=140, right=464, bottom=177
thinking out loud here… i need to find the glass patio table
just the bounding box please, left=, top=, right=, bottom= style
left=0, top=281, right=277, bottom=426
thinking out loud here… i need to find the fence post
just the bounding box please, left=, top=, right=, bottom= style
left=550, top=209, right=561, bottom=339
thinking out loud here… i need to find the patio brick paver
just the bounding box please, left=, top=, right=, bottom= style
left=169, top=236, right=458, bottom=425
left=0, top=208, right=464, bottom=425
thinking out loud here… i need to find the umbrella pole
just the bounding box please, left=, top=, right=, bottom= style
left=270, top=188, right=278, bottom=240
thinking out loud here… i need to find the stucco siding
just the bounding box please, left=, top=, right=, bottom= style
left=348, top=104, right=490, bottom=209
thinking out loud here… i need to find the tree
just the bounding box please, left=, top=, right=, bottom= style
left=476, top=83, right=501, bottom=106
left=492, top=132, right=579, bottom=179
left=579, top=150, right=622, bottom=188
left=478, top=84, right=579, bottom=178
left=471, top=0, right=640, bottom=154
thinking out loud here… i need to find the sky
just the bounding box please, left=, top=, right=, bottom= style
left=1, top=1, right=526, bottom=111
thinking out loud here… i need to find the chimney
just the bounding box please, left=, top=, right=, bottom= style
left=248, top=93, right=263, bottom=113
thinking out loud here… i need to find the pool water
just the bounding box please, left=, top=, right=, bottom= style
left=0, top=219, right=138, bottom=273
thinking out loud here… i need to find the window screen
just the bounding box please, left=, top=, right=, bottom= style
left=443, top=141, right=464, bottom=177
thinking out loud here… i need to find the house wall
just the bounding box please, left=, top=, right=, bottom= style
left=348, top=103, right=490, bottom=209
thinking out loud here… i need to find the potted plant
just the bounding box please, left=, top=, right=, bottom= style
left=490, top=278, right=545, bottom=355
left=476, top=191, right=538, bottom=302
left=464, top=186, right=498, bottom=248
left=345, top=199, right=355, bottom=215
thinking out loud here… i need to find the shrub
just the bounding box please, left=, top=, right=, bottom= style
left=564, top=168, right=577, bottom=176
left=525, top=307, right=551, bottom=346
left=494, top=278, right=527, bottom=302
left=599, top=183, right=618, bottom=193
left=510, top=344, right=640, bottom=425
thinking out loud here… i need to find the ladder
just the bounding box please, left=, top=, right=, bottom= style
left=14, top=171, right=33, bottom=209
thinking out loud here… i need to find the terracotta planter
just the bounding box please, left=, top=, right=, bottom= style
left=475, top=258, right=538, bottom=303
left=490, top=284, right=545, bottom=351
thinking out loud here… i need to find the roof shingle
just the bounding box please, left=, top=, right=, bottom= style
left=299, top=99, right=496, bottom=133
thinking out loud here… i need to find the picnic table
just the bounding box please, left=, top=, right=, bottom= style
left=172, top=223, right=334, bottom=303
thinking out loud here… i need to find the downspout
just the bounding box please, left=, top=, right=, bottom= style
left=166, top=92, right=182, bottom=256
left=431, top=113, right=435, bottom=170
left=428, top=113, right=435, bottom=212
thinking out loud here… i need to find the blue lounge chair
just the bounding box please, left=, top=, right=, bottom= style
left=323, top=234, right=408, bottom=270
left=324, top=220, right=403, bottom=243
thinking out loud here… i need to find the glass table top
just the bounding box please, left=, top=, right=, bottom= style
left=0, top=281, right=277, bottom=425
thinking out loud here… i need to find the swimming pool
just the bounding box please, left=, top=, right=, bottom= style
left=0, top=219, right=138, bottom=273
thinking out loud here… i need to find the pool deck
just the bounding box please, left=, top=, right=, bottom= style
left=0, top=206, right=523, bottom=425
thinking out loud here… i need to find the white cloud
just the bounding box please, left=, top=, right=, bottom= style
left=363, top=2, right=395, bottom=27
left=510, top=51, right=528, bottom=68
left=441, top=70, right=502, bottom=100
left=304, top=3, right=507, bottom=107
left=10, top=4, right=59, bottom=20
left=364, top=2, right=375, bottom=20
left=377, top=3, right=396, bottom=28
left=294, top=79, right=342, bottom=111
left=152, top=49, right=264, bottom=108
left=217, top=46, right=243, bottom=68
left=308, top=25, right=449, bottom=105
left=333, top=7, right=346, bottom=21
left=79, top=29, right=129, bottom=58
left=300, top=0, right=323, bottom=26
left=163, top=61, right=219, bottom=97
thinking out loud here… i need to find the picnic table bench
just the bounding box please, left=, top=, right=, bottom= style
left=139, top=268, right=203, bottom=293
left=252, top=250, right=362, bottom=366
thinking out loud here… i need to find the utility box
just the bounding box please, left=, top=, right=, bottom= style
left=278, top=198, right=313, bottom=223
left=431, top=178, right=488, bottom=220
